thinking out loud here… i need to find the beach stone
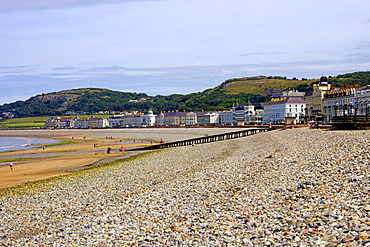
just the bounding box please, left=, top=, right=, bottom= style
left=359, top=232, right=369, bottom=240
left=326, top=243, right=337, bottom=247
left=1, top=128, right=370, bottom=246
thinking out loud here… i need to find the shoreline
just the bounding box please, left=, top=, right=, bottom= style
left=0, top=128, right=369, bottom=245
left=1, top=128, right=369, bottom=245
left=0, top=128, right=240, bottom=189
left=0, top=134, right=148, bottom=189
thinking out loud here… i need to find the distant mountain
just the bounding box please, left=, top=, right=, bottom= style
left=1, top=72, right=369, bottom=118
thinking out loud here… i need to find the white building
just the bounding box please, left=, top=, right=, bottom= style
left=232, top=102, right=264, bottom=125
left=87, top=118, right=109, bottom=128
left=59, top=118, right=76, bottom=128
left=45, top=117, right=77, bottom=129
left=109, top=110, right=156, bottom=127
left=140, top=110, right=157, bottom=127
left=354, top=86, right=370, bottom=116
left=109, top=114, right=142, bottom=127
left=263, top=97, right=306, bottom=124
left=305, top=76, right=332, bottom=122
left=218, top=110, right=234, bottom=125
left=195, top=111, right=220, bottom=125
left=323, top=86, right=361, bottom=122
left=75, top=117, right=109, bottom=128
left=46, top=116, right=109, bottom=129
left=156, top=111, right=197, bottom=126
left=233, top=104, right=249, bottom=125
left=154, top=111, right=221, bottom=126
left=45, top=117, right=61, bottom=129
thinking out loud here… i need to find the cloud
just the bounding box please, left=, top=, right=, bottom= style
left=0, top=0, right=156, bottom=13
left=52, top=67, right=78, bottom=70
left=82, top=66, right=168, bottom=77
left=237, top=52, right=289, bottom=57
left=1, top=58, right=369, bottom=105
left=343, top=53, right=370, bottom=64
left=1, top=0, right=370, bottom=105
left=356, top=42, right=370, bottom=50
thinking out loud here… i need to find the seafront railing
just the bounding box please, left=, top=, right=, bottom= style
left=129, top=128, right=270, bottom=151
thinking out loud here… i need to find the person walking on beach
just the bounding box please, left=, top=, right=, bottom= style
left=107, top=147, right=112, bottom=154
left=9, top=161, right=14, bottom=171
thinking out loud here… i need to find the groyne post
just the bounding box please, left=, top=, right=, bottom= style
left=129, top=128, right=270, bottom=151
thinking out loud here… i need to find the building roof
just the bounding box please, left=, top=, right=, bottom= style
left=253, top=102, right=264, bottom=109
left=267, top=97, right=306, bottom=105
left=305, top=89, right=314, bottom=97
left=162, top=111, right=194, bottom=116
left=194, top=111, right=217, bottom=116
left=285, top=97, right=306, bottom=103
left=234, top=102, right=262, bottom=110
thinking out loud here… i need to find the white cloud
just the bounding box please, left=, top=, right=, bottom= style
left=0, top=0, right=154, bottom=13
left=0, top=0, right=370, bottom=104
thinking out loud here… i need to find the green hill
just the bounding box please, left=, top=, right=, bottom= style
left=0, top=88, right=148, bottom=117
left=220, top=76, right=316, bottom=95
left=1, top=72, right=369, bottom=118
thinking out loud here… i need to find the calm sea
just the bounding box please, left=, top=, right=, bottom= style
left=0, top=137, right=60, bottom=152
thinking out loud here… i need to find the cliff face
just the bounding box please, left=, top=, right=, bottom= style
left=31, top=94, right=79, bottom=103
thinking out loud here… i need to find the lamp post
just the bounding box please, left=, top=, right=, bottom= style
left=334, top=102, right=338, bottom=121
left=343, top=104, right=347, bottom=122
left=367, top=103, right=369, bottom=122
left=304, top=107, right=308, bottom=124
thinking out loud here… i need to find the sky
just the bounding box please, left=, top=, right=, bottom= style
left=1, top=0, right=370, bottom=105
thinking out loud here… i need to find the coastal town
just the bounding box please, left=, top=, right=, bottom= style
left=45, top=76, right=370, bottom=129
left=2, top=1, right=369, bottom=246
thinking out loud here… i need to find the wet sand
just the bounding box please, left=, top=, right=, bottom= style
left=1, top=128, right=370, bottom=245
left=0, top=128, right=240, bottom=189
left=0, top=133, right=147, bottom=189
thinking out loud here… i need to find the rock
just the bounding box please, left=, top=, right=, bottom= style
left=359, top=232, right=369, bottom=240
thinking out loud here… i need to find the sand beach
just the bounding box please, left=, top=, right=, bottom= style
left=0, top=128, right=242, bottom=189
left=0, top=127, right=369, bottom=246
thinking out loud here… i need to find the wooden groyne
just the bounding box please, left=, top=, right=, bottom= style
left=129, top=128, right=270, bottom=151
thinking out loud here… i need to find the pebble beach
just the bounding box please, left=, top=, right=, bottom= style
left=0, top=128, right=369, bottom=246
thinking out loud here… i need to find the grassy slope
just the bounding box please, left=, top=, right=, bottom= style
left=0, top=116, right=51, bottom=129
left=222, top=78, right=316, bottom=95
left=0, top=115, right=113, bottom=129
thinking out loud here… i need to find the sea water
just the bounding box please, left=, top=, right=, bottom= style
left=0, top=137, right=60, bottom=152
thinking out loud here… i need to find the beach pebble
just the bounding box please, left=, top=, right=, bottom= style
left=0, top=128, right=369, bottom=246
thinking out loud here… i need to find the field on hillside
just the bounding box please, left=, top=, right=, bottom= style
left=223, top=78, right=316, bottom=95
left=0, top=116, right=50, bottom=129
left=0, top=115, right=113, bottom=129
